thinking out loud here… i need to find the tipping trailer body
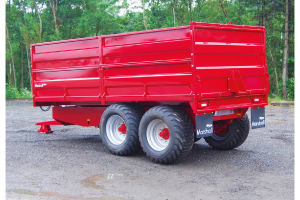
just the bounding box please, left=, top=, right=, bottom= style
left=32, top=22, right=269, bottom=113
left=31, top=22, right=269, bottom=163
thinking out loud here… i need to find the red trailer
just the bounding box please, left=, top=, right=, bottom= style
left=31, top=22, right=269, bottom=164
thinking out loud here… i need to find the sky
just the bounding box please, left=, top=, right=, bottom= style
left=116, top=0, right=144, bottom=15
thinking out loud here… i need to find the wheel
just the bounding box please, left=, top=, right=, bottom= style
left=204, top=114, right=250, bottom=150
left=100, top=103, right=143, bottom=156
left=139, top=106, right=194, bottom=164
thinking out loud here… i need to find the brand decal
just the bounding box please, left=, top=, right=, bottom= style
left=252, top=117, right=265, bottom=127
left=195, top=114, right=213, bottom=138
left=197, top=124, right=213, bottom=135
left=251, top=108, right=265, bottom=129
left=35, top=83, right=47, bottom=88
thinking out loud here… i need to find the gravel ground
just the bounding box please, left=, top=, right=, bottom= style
left=6, top=100, right=294, bottom=200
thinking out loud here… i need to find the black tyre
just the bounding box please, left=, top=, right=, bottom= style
left=100, top=103, right=143, bottom=156
left=204, top=114, right=250, bottom=150
left=139, top=106, right=194, bottom=164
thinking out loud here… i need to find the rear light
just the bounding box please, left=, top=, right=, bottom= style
left=252, top=97, right=261, bottom=103
left=214, top=109, right=234, bottom=116
left=198, top=101, right=209, bottom=109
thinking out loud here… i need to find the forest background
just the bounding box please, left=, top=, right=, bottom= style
left=5, top=0, right=295, bottom=100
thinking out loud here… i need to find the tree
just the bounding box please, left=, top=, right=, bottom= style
left=33, top=0, right=43, bottom=41
left=281, top=0, right=289, bottom=99
left=5, top=0, right=295, bottom=100
left=48, top=0, right=60, bottom=39
left=6, top=22, right=16, bottom=87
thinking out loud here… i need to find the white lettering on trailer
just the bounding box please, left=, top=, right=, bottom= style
left=197, top=126, right=213, bottom=135
left=35, top=83, right=47, bottom=87
left=252, top=120, right=265, bottom=127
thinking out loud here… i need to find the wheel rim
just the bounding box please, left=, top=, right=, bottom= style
left=146, top=119, right=170, bottom=151
left=106, top=115, right=127, bottom=145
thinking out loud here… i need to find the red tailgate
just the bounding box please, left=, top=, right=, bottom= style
left=191, top=22, right=269, bottom=113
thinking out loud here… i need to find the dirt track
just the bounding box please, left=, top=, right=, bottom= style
left=6, top=100, right=294, bottom=200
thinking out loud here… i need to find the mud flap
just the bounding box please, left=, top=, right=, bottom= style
left=195, top=114, right=213, bottom=138
left=251, top=107, right=265, bottom=129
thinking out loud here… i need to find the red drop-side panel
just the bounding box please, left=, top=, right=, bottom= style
left=31, top=22, right=269, bottom=116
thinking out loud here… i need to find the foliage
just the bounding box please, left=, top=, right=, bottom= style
left=6, top=83, right=32, bottom=99
left=286, top=78, right=294, bottom=100
left=5, top=0, right=294, bottom=100
left=271, top=77, right=294, bottom=101
left=268, top=95, right=284, bottom=102
left=6, top=83, right=19, bottom=98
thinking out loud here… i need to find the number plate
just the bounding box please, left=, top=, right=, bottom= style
left=195, top=114, right=213, bottom=138
left=251, top=107, right=265, bottom=129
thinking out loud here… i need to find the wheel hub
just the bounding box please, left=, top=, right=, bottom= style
left=159, top=128, right=170, bottom=140
left=118, top=123, right=126, bottom=135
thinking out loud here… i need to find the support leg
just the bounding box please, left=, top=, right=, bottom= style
left=38, top=125, right=54, bottom=134
left=35, top=120, right=69, bottom=134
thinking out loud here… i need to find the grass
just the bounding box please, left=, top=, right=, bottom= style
left=268, top=96, right=294, bottom=102
left=6, top=84, right=32, bottom=99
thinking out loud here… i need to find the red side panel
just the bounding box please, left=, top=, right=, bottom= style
left=31, top=22, right=269, bottom=115
left=31, top=27, right=193, bottom=106
left=31, top=37, right=102, bottom=105
left=101, top=27, right=192, bottom=102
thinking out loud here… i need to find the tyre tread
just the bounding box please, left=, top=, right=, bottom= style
left=139, top=106, right=194, bottom=164
left=204, top=114, right=250, bottom=150
left=100, top=103, right=144, bottom=156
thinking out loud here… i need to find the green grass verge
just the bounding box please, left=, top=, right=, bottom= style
left=268, top=96, right=294, bottom=102
left=6, top=84, right=32, bottom=99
